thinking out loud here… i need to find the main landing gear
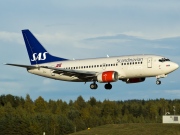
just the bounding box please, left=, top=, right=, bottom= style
left=104, top=83, right=112, bottom=90
left=90, top=82, right=98, bottom=89
left=90, top=82, right=112, bottom=90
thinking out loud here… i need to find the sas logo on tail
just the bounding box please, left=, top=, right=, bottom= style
left=31, top=52, right=48, bottom=61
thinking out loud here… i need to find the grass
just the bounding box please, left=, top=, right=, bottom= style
left=68, top=123, right=180, bottom=135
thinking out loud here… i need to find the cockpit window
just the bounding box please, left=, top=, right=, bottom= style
left=159, top=58, right=170, bottom=62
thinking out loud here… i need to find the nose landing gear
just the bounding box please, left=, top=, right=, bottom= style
left=156, top=79, right=161, bottom=85
left=156, top=74, right=166, bottom=85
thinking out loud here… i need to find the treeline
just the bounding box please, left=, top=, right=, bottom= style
left=0, top=94, right=179, bottom=135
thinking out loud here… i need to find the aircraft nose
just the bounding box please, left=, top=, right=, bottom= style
left=172, top=63, right=179, bottom=70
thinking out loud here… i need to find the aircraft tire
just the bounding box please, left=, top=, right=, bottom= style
left=105, top=83, right=112, bottom=90
left=156, top=80, right=161, bottom=85
left=90, top=83, right=98, bottom=89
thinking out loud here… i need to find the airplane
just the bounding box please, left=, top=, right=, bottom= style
left=5, top=29, right=179, bottom=90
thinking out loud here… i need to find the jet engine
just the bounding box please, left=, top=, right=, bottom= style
left=123, top=78, right=145, bottom=83
left=97, top=71, right=118, bottom=83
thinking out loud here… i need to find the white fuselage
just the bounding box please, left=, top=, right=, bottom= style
left=28, top=54, right=178, bottom=83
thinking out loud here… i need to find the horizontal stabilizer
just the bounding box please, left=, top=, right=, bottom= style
left=5, top=63, right=37, bottom=69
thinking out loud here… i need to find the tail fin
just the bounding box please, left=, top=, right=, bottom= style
left=22, top=29, right=68, bottom=65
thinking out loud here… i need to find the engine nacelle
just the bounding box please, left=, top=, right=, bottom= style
left=97, top=71, right=119, bottom=83
left=123, top=78, right=145, bottom=83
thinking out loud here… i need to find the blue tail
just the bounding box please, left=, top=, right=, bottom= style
left=22, top=29, right=68, bottom=65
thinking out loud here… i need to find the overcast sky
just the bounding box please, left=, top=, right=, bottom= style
left=1, top=0, right=180, bottom=102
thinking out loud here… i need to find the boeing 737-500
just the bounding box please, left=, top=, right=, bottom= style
left=5, top=30, right=179, bottom=89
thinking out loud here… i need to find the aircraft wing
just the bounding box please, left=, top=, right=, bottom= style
left=41, top=66, right=97, bottom=81
left=5, top=63, right=37, bottom=69
left=5, top=63, right=98, bottom=81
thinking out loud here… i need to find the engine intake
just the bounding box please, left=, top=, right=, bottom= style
left=97, top=71, right=118, bottom=83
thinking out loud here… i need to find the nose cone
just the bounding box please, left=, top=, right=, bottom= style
left=172, top=63, right=179, bottom=71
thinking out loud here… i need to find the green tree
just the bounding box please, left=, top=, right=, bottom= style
left=34, top=96, right=47, bottom=113
left=24, top=94, right=35, bottom=113
left=74, top=96, right=86, bottom=110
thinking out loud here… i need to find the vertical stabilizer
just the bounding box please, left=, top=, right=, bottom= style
left=22, top=29, right=67, bottom=65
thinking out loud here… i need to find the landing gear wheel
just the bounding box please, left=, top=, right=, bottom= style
left=104, top=83, right=112, bottom=90
left=90, top=83, right=98, bottom=89
left=156, top=80, right=161, bottom=85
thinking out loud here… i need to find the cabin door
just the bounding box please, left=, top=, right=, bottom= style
left=147, top=57, right=152, bottom=68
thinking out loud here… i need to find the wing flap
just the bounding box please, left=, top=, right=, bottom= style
left=41, top=66, right=97, bottom=79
